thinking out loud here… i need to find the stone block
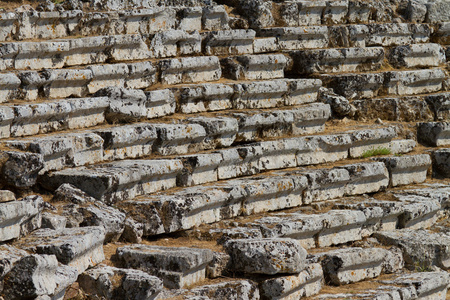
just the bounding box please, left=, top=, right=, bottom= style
left=187, top=116, right=238, bottom=149
left=425, top=92, right=450, bottom=121
left=14, top=41, right=69, bottom=70
left=388, top=43, right=446, bottom=68
left=396, top=193, right=441, bottom=230
left=0, top=73, right=20, bottom=103
left=202, top=5, right=230, bottom=30
left=433, top=148, right=450, bottom=178
left=15, top=227, right=105, bottom=274
left=348, top=127, right=397, bottom=158
left=339, top=162, right=389, bottom=196
left=323, top=0, right=349, bottom=24
left=177, top=153, right=223, bottom=186
left=418, top=122, right=450, bottom=146
left=296, top=134, right=352, bottom=166
left=384, top=69, right=446, bottom=96
left=259, top=26, right=329, bottom=50
left=126, top=61, right=157, bottom=89
left=87, top=63, right=128, bottom=94
left=365, top=23, right=431, bottom=47
left=117, top=245, right=213, bottom=289
left=160, top=56, right=221, bottom=85
left=376, top=154, right=431, bottom=187
left=233, top=79, right=288, bottom=109
left=253, top=37, right=279, bottom=53
left=215, top=146, right=262, bottom=180
left=177, top=7, right=202, bottom=31
left=41, top=212, right=67, bottom=230
left=152, top=123, right=207, bottom=156
left=1, top=152, right=43, bottom=189
left=150, top=30, right=201, bottom=58
left=321, top=72, right=384, bottom=100
left=175, top=83, right=234, bottom=114
left=222, top=54, right=287, bottom=80
left=204, top=29, right=255, bottom=55
left=224, top=238, right=307, bottom=275
left=41, top=68, right=93, bottom=99
left=0, top=106, right=14, bottom=138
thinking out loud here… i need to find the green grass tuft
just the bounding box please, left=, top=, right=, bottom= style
left=360, top=147, right=391, bottom=158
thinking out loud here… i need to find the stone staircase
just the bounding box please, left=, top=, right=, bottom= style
left=0, top=0, right=449, bottom=299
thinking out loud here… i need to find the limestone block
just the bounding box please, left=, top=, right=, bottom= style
left=426, top=0, right=450, bottom=23
left=376, top=154, right=431, bottom=187
left=0, top=190, right=15, bottom=203
left=121, top=217, right=144, bottom=243
left=0, top=196, right=43, bottom=242
left=302, top=168, right=350, bottom=203
left=434, top=22, right=450, bottom=44
left=160, top=56, right=221, bottom=85
left=108, top=34, right=151, bottom=62
left=176, top=153, right=223, bottom=186
left=119, top=8, right=176, bottom=35
left=117, top=245, right=214, bottom=289
left=63, top=36, right=109, bottom=66
left=317, top=210, right=366, bottom=247
left=152, top=123, right=206, bottom=156
left=41, top=213, right=67, bottom=230
left=0, top=12, right=18, bottom=42
left=126, top=61, right=157, bottom=89
left=224, top=238, right=307, bottom=275
left=116, top=199, right=165, bottom=236
left=417, top=122, right=450, bottom=146
left=15, top=226, right=105, bottom=274
left=187, top=116, right=238, bottom=149
left=94, top=123, right=157, bottom=161
left=0, top=43, right=18, bottom=70
left=253, top=37, right=279, bottom=53
left=204, top=29, right=255, bottom=55
left=259, top=263, right=323, bottom=300
left=53, top=183, right=96, bottom=204
left=238, top=0, right=274, bottom=29
left=323, top=0, right=349, bottom=24
left=206, top=252, right=230, bottom=278
left=388, top=139, right=416, bottom=155
left=347, top=24, right=369, bottom=47
left=215, top=146, right=262, bottom=180
left=259, top=26, right=329, bottom=50
left=433, top=148, right=450, bottom=178
left=210, top=228, right=263, bottom=245
left=388, top=43, right=446, bottom=68
left=318, top=247, right=387, bottom=285
left=176, top=83, right=234, bottom=113
left=0, top=73, right=20, bottom=103
left=375, top=229, right=450, bottom=270
left=233, top=79, right=289, bottom=109
left=406, top=0, right=427, bottom=22
left=145, top=89, right=177, bottom=119
left=387, top=272, right=450, bottom=299
left=285, top=78, right=322, bottom=106
left=78, top=265, right=163, bottom=300
left=202, top=6, right=230, bottom=30
left=41, top=68, right=93, bottom=99
left=289, top=47, right=384, bottom=75
left=14, top=41, right=69, bottom=70
left=396, top=185, right=450, bottom=209
left=222, top=54, right=287, bottom=80
left=425, top=92, right=450, bottom=121
left=339, top=162, right=389, bottom=196
left=366, top=23, right=431, bottom=46
left=397, top=195, right=440, bottom=230
left=298, top=1, right=326, bottom=25
left=0, top=106, right=13, bottom=138
left=296, top=134, right=352, bottom=166
left=88, top=62, right=128, bottom=92
left=347, top=0, right=371, bottom=23
left=177, top=7, right=202, bottom=31
left=348, top=127, right=397, bottom=158
left=0, top=245, right=28, bottom=279
left=1, top=152, right=44, bottom=189
left=320, top=73, right=384, bottom=100
left=150, top=30, right=201, bottom=58
left=258, top=138, right=306, bottom=171
left=42, top=159, right=183, bottom=204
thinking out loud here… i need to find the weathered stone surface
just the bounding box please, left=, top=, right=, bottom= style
left=187, top=116, right=238, bottom=149
left=376, top=154, right=431, bottom=187
left=175, top=83, right=234, bottom=114
left=152, top=123, right=206, bottom=156
left=253, top=37, right=278, bottom=54
left=348, top=127, right=397, bottom=158
left=0, top=245, right=28, bottom=279
left=384, top=69, right=446, bottom=96
left=15, top=226, right=105, bottom=274
left=289, top=47, right=384, bottom=75
left=0, top=73, right=20, bottom=103
left=238, top=0, right=273, bottom=29
left=396, top=194, right=441, bottom=230
left=321, top=73, right=384, bottom=100
left=150, top=29, right=201, bottom=58
left=425, top=92, right=450, bottom=121
left=433, top=148, right=450, bottom=178
left=202, top=5, right=230, bottom=30
left=0, top=195, right=43, bottom=242
left=41, top=212, right=66, bottom=230
left=126, top=61, right=157, bottom=89
left=0, top=151, right=43, bottom=189
left=204, top=29, right=255, bottom=55
left=0, top=190, right=15, bottom=203
left=296, top=134, right=352, bottom=166
left=160, top=56, right=221, bottom=85
left=222, top=54, right=287, bottom=80
left=42, top=159, right=183, bottom=204
left=87, top=63, right=128, bottom=94
left=176, top=153, right=223, bottom=186
left=318, top=248, right=388, bottom=285
left=384, top=271, right=450, bottom=299
left=52, top=183, right=96, bottom=204
left=206, top=252, right=230, bottom=278
left=259, top=26, right=329, bottom=50
left=375, top=229, right=450, bottom=270
left=259, top=263, right=323, bottom=300
left=417, top=122, right=450, bottom=146
left=388, top=43, right=446, bottom=68
left=78, top=265, right=163, bottom=300
left=224, top=238, right=307, bottom=275
left=426, top=0, right=450, bottom=23
left=117, top=244, right=213, bottom=289
left=319, top=88, right=356, bottom=118
left=360, top=23, right=431, bottom=47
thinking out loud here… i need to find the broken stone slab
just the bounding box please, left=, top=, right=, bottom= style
left=150, top=30, right=201, bottom=58
left=375, top=229, right=450, bottom=270
left=0, top=190, right=15, bottom=203
left=126, top=61, right=157, bottom=89
left=117, top=244, right=213, bottom=289
left=107, top=34, right=151, bottom=62
left=433, top=148, right=450, bottom=178
left=15, top=226, right=105, bottom=274
left=233, top=103, right=331, bottom=142
left=1, top=254, right=78, bottom=300
left=395, top=185, right=450, bottom=209
left=388, top=139, right=416, bottom=155
left=159, top=56, right=221, bottom=85
left=52, top=183, right=96, bottom=204
left=259, top=263, right=323, bottom=300
left=384, top=69, right=446, bottom=96
left=417, top=122, right=450, bottom=146
left=221, top=54, right=287, bottom=80
left=0, top=151, right=43, bottom=189
left=41, top=159, right=183, bottom=204
left=78, top=265, right=163, bottom=300
left=94, top=123, right=157, bottom=161
left=209, top=227, right=263, bottom=245
left=152, top=123, right=207, bottom=156
left=175, top=83, right=234, bottom=114
left=176, top=153, right=223, bottom=186
left=203, top=29, right=255, bottom=55
left=41, top=212, right=67, bottom=230
left=0, top=244, right=28, bottom=280
left=206, top=252, right=230, bottom=278
left=323, top=0, right=349, bottom=24
left=426, top=0, right=450, bottom=23
left=388, top=43, right=446, bottom=69
left=186, top=116, right=238, bottom=149
left=158, top=280, right=259, bottom=300
left=425, top=92, right=450, bottom=121
left=224, top=238, right=307, bottom=275
left=348, top=127, right=397, bottom=158
left=202, top=5, right=230, bottom=31
left=288, top=47, right=384, bottom=75
left=320, top=72, right=384, bottom=100
left=319, top=87, right=356, bottom=119
left=352, top=97, right=434, bottom=122
left=0, top=195, right=43, bottom=242
left=5, top=131, right=104, bottom=173
left=177, top=7, right=202, bottom=31
left=375, top=154, right=431, bottom=187
left=434, top=22, right=450, bottom=44
left=259, top=26, right=329, bottom=50
left=317, top=247, right=388, bottom=285
left=0, top=73, right=21, bottom=103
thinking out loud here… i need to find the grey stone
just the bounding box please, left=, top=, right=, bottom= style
left=176, top=153, right=223, bottom=186
left=78, top=265, right=163, bottom=300
left=365, top=23, right=431, bottom=47
left=225, top=238, right=307, bottom=275
left=426, top=0, right=450, bottom=23
left=0, top=151, right=43, bottom=189
left=0, top=245, right=28, bottom=279
left=206, top=252, right=230, bottom=278
left=222, top=54, right=287, bottom=80
left=385, top=271, right=450, bottom=299
left=238, top=0, right=273, bottom=29
left=150, top=30, right=201, bottom=58
left=321, top=73, right=384, bottom=100
left=126, top=61, right=157, bottom=89
left=175, top=83, right=234, bottom=114
left=375, top=229, right=450, bottom=270
left=388, top=43, right=446, bottom=68
left=433, top=148, right=450, bottom=178
left=187, top=116, right=238, bottom=149
left=87, top=63, right=128, bottom=94
left=204, top=29, right=255, bottom=55
left=259, top=26, right=329, bottom=50
left=41, top=212, right=67, bottom=230
left=202, top=6, right=230, bottom=31
left=117, top=244, right=213, bottom=289
left=417, top=122, right=450, bottom=146
left=152, top=123, right=206, bottom=156
left=52, top=183, right=96, bottom=204
left=319, top=88, right=356, bottom=118
left=396, top=194, right=441, bottom=229
left=384, top=69, right=446, bottom=96
left=348, top=127, right=397, bottom=158
left=160, top=56, right=221, bottom=85
left=425, top=92, right=450, bottom=121
left=120, top=217, right=144, bottom=243
left=376, top=154, right=431, bottom=187
left=0, top=190, right=15, bottom=203
left=15, top=226, right=105, bottom=274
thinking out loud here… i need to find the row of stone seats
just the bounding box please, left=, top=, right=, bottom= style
left=0, top=6, right=230, bottom=41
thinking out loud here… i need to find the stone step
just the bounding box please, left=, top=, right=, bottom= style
left=320, top=68, right=447, bottom=100
left=221, top=54, right=288, bottom=80
left=417, top=121, right=450, bottom=147
left=387, top=43, right=446, bottom=69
